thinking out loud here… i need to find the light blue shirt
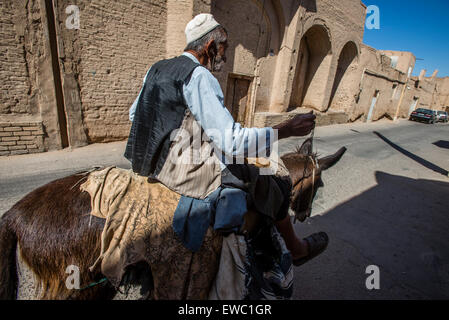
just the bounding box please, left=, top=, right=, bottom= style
left=129, top=52, right=274, bottom=169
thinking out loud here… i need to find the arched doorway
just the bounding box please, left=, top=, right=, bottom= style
left=328, top=41, right=359, bottom=112
left=290, top=24, right=332, bottom=111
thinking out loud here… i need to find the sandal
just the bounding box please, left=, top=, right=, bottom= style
left=293, top=232, right=329, bottom=266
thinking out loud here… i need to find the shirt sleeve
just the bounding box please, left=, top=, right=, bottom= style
left=129, top=67, right=152, bottom=122
left=183, top=67, right=274, bottom=160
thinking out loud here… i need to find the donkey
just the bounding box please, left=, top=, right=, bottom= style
left=0, top=139, right=346, bottom=300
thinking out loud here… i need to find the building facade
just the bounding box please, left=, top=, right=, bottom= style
left=1, top=0, right=448, bottom=156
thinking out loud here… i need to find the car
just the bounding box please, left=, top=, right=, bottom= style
left=436, top=111, right=448, bottom=123
left=409, top=108, right=438, bottom=124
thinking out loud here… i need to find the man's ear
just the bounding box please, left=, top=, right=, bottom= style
left=205, top=39, right=217, bottom=58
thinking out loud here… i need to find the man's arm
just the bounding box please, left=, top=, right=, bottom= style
left=129, top=67, right=152, bottom=122
left=184, top=67, right=273, bottom=159
left=184, top=67, right=316, bottom=159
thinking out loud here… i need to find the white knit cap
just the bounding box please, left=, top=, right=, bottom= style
left=185, top=14, right=221, bottom=45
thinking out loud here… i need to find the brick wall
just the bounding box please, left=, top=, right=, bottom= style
left=0, top=0, right=43, bottom=116
left=55, top=0, right=167, bottom=143
left=0, top=122, right=45, bottom=156
left=0, top=0, right=64, bottom=156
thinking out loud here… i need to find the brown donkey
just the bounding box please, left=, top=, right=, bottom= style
left=0, top=139, right=346, bottom=300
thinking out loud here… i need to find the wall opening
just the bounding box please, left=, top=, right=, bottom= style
left=290, top=24, right=332, bottom=111
left=367, top=90, right=380, bottom=122
left=391, top=83, right=398, bottom=100
left=225, top=73, right=254, bottom=126
left=328, top=41, right=358, bottom=111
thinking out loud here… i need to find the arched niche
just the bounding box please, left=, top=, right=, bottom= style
left=289, top=24, right=332, bottom=111
left=328, top=41, right=359, bottom=112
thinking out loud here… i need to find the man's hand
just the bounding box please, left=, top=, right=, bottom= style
left=274, top=111, right=316, bottom=140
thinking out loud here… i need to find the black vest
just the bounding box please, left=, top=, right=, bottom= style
left=124, top=55, right=201, bottom=177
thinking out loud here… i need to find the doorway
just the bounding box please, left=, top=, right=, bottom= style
left=367, top=90, right=380, bottom=122
left=225, top=73, right=254, bottom=126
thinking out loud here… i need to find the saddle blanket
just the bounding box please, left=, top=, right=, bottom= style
left=80, top=166, right=222, bottom=296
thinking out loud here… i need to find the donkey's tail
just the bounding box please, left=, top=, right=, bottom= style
left=0, top=212, right=18, bottom=300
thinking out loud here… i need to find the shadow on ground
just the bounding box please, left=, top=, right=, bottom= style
left=293, top=171, right=449, bottom=300
left=374, top=132, right=448, bottom=176
left=433, top=140, right=449, bottom=150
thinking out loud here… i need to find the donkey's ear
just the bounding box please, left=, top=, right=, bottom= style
left=297, top=138, right=313, bottom=156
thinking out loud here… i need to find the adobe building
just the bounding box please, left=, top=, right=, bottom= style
left=435, top=77, right=449, bottom=112
left=380, top=50, right=416, bottom=75
left=1, top=0, right=448, bottom=156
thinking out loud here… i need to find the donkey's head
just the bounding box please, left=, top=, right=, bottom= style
left=281, top=138, right=347, bottom=222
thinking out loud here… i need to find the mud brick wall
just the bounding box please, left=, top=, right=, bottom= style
left=0, top=0, right=65, bottom=155
left=0, top=0, right=43, bottom=116
left=55, top=0, right=167, bottom=143
left=0, top=122, right=45, bottom=156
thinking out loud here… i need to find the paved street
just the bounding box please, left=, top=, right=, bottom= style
left=1, top=119, right=448, bottom=299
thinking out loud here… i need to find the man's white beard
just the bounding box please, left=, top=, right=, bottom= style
left=210, top=54, right=225, bottom=72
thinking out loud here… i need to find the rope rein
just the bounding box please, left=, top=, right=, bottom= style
left=79, top=277, right=108, bottom=291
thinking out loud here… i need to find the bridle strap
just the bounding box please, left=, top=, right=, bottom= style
left=293, top=126, right=317, bottom=223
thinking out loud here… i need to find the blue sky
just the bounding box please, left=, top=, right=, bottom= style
left=362, top=0, right=449, bottom=77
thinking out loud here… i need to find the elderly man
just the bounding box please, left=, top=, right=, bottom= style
left=125, top=14, right=328, bottom=266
